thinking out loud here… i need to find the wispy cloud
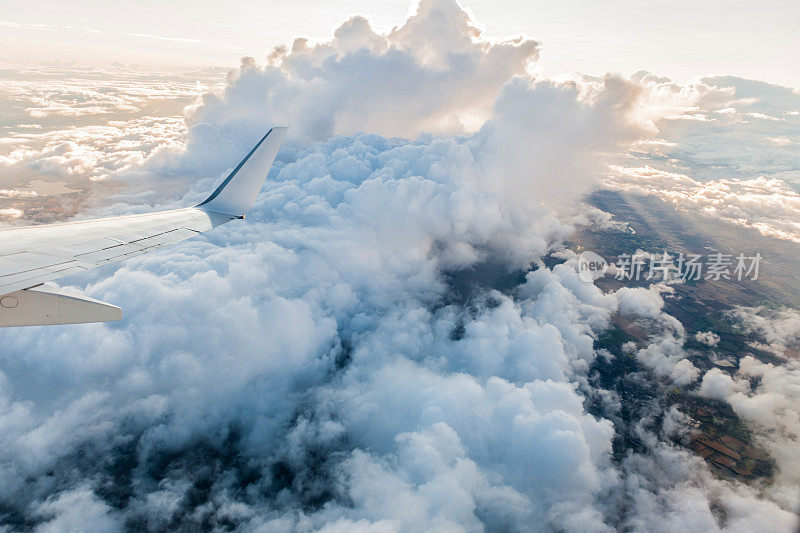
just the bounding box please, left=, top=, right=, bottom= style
left=0, top=20, right=201, bottom=44
left=126, top=33, right=205, bottom=44
left=0, top=20, right=52, bottom=31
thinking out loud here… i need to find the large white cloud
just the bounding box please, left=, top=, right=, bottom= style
left=0, top=127, right=627, bottom=530
left=0, top=0, right=798, bottom=531
left=184, top=0, right=539, bottom=147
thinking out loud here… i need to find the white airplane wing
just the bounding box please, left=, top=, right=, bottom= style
left=0, top=126, right=287, bottom=326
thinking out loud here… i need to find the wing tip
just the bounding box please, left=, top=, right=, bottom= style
left=197, top=126, right=289, bottom=216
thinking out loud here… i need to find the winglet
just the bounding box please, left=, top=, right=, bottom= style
left=197, top=127, right=288, bottom=216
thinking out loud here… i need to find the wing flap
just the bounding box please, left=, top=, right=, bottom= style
left=76, top=243, right=152, bottom=264
left=0, top=263, right=88, bottom=295
left=0, top=251, right=68, bottom=277
left=74, top=228, right=200, bottom=264
left=0, top=207, right=221, bottom=294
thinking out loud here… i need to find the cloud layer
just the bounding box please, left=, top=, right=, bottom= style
left=605, top=72, right=800, bottom=243
left=0, top=0, right=798, bottom=531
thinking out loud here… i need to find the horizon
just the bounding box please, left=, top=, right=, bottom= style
left=2, top=0, right=800, bottom=87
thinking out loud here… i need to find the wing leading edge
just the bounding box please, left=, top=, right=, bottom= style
left=0, top=126, right=288, bottom=326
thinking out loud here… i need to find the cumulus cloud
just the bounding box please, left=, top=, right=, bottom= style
left=0, top=0, right=797, bottom=531
left=698, top=368, right=744, bottom=400
left=0, top=207, right=23, bottom=220
left=162, top=0, right=645, bottom=216
left=695, top=331, right=720, bottom=347
left=0, top=121, right=630, bottom=530
left=615, top=285, right=666, bottom=319
left=698, top=357, right=800, bottom=510
left=614, top=437, right=798, bottom=532
left=185, top=0, right=539, bottom=145
left=0, top=117, right=187, bottom=182
left=34, top=486, right=121, bottom=532
left=613, top=284, right=699, bottom=385
left=469, top=75, right=646, bottom=211
left=728, top=306, right=800, bottom=356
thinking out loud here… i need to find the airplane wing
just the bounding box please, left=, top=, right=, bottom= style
left=0, top=126, right=288, bottom=327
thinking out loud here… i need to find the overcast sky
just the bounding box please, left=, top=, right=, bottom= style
left=2, top=0, right=799, bottom=86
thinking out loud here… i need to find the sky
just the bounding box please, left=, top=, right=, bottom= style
left=0, top=0, right=799, bottom=530
left=2, top=0, right=800, bottom=87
